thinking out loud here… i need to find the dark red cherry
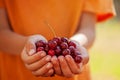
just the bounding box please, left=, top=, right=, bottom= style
left=62, top=49, right=71, bottom=56
left=61, top=37, right=69, bottom=43
left=53, top=37, right=62, bottom=45
left=55, top=46, right=62, bottom=56
left=48, top=50, right=55, bottom=56
left=48, top=40, right=57, bottom=49
left=68, top=41, right=76, bottom=48
left=44, top=44, right=49, bottom=52
left=60, top=42, right=68, bottom=49
left=36, top=47, right=44, bottom=52
left=69, top=46, right=75, bottom=53
left=36, top=40, right=46, bottom=47
left=74, top=55, right=82, bottom=63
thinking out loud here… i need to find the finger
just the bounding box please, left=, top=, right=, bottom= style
left=42, top=69, right=54, bottom=77
left=65, top=55, right=81, bottom=74
left=25, top=55, right=51, bottom=71
left=25, top=41, right=36, bottom=55
left=32, top=62, right=53, bottom=77
left=51, top=56, right=62, bottom=76
left=58, top=56, right=74, bottom=78
left=77, top=46, right=89, bottom=65
left=77, top=63, right=83, bottom=73
left=71, top=40, right=89, bottom=65
left=21, top=51, right=46, bottom=64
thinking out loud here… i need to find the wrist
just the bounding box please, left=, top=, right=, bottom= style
left=70, top=34, right=88, bottom=47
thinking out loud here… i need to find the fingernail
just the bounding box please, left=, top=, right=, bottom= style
left=52, top=56, right=57, bottom=63
left=40, top=51, right=46, bottom=57
left=46, top=56, right=51, bottom=61
left=46, top=63, right=51, bottom=68
left=66, top=55, right=71, bottom=60
left=59, top=56, right=64, bottom=62
left=53, top=56, right=57, bottom=60
left=29, top=49, right=35, bottom=55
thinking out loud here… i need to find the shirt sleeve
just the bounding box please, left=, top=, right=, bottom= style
left=83, top=0, right=116, bottom=22
left=0, top=0, right=4, bottom=8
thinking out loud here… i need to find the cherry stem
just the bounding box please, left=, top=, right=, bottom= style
left=44, top=21, right=57, bottom=37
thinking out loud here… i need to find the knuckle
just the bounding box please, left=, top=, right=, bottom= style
left=33, top=54, right=40, bottom=60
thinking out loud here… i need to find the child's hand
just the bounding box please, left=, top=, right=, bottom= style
left=51, top=41, right=89, bottom=78
left=21, top=35, right=54, bottom=77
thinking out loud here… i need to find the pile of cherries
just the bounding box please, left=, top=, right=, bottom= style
left=35, top=37, right=82, bottom=63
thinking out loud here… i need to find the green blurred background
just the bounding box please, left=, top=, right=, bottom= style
left=90, top=0, right=120, bottom=80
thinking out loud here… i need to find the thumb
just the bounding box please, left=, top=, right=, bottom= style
left=26, top=35, right=47, bottom=55
left=70, top=40, right=89, bottom=65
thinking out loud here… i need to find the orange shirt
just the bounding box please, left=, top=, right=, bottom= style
left=0, top=0, right=115, bottom=80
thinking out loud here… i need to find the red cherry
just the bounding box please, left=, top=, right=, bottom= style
left=48, top=50, right=55, bottom=56
left=53, top=37, right=62, bottom=45
left=71, top=50, right=81, bottom=58
left=48, top=40, right=57, bottom=49
left=55, top=46, right=62, bottom=56
left=62, top=49, right=71, bottom=56
left=74, top=55, right=82, bottom=63
left=68, top=41, right=76, bottom=48
left=69, top=46, right=75, bottom=53
left=36, top=47, right=44, bottom=52
left=60, top=42, right=68, bottom=49
left=44, top=44, right=49, bottom=52
left=61, top=37, right=69, bottom=43
left=36, top=40, right=46, bottom=47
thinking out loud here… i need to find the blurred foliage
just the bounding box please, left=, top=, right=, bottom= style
left=90, top=20, right=120, bottom=80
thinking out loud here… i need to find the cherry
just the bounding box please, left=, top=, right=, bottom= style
left=68, top=41, right=76, bottom=48
left=69, top=46, right=75, bottom=53
left=48, top=40, right=57, bottom=49
left=53, top=37, right=62, bottom=45
left=61, top=37, right=69, bottom=43
left=60, top=42, right=68, bottom=49
left=44, top=44, right=49, bottom=52
left=36, top=40, right=46, bottom=47
left=74, top=55, right=82, bottom=63
left=35, top=37, right=83, bottom=64
left=55, top=46, right=62, bottom=56
left=48, top=50, right=55, bottom=56
left=36, top=47, right=44, bottom=52
left=62, top=49, right=71, bottom=56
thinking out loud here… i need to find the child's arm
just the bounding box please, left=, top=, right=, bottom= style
left=70, top=12, right=96, bottom=65
left=0, top=9, right=54, bottom=77
left=0, top=9, right=27, bottom=55
left=70, top=12, right=96, bottom=49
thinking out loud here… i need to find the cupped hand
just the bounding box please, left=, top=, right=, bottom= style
left=21, top=35, right=54, bottom=77
left=51, top=40, right=89, bottom=78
